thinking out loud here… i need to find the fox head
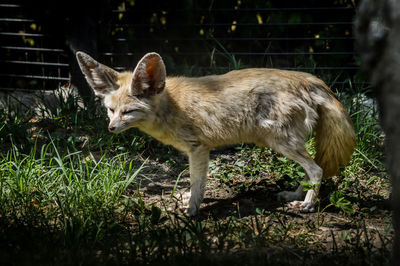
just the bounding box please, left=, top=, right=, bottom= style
left=76, top=52, right=166, bottom=133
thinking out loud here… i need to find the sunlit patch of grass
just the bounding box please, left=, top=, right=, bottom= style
left=0, top=141, right=143, bottom=251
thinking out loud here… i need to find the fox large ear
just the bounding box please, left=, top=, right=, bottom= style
left=131, top=53, right=166, bottom=97
left=76, top=51, right=119, bottom=97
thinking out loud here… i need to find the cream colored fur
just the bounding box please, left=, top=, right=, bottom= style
left=76, top=51, right=356, bottom=216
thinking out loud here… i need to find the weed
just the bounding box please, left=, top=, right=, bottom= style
left=0, top=108, right=33, bottom=150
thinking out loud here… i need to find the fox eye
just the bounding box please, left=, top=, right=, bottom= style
left=122, top=109, right=136, bottom=115
left=109, top=108, right=114, bottom=113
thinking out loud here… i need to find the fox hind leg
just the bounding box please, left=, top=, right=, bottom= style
left=275, top=146, right=323, bottom=212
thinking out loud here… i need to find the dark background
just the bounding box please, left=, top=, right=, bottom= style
left=0, top=0, right=361, bottom=95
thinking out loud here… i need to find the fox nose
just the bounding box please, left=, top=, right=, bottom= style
left=108, top=126, right=116, bottom=132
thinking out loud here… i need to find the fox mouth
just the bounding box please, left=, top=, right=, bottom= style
left=109, top=118, right=144, bottom=133
left=108, top=125, right=129, bottom=134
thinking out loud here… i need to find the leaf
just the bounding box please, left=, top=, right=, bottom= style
left=300, top=180, right=315, bottom=191
left=296, top=171, right=306, bottom=177
left=329, top=191, right=354, bottom=214
left=278, top=157, right=288, bottom=163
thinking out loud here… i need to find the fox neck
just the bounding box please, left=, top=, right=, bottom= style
left=138, top=95, right=167, bottom=134
left=136, top=89, right=186, bottom=150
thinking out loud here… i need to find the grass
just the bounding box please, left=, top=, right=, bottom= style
left=0, top=77, right=393, bottom=265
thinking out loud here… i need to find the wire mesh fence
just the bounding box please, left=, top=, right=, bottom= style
left=0, top=0, right=363, bottom=92
left=0, top=3, right=70, bottom=91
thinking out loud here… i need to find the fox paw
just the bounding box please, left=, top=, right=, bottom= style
left=180, top=191, right=200, bottom=216
left=287, top=200, right=316, bottom=213
left=300, top=201, right=316, bottom=213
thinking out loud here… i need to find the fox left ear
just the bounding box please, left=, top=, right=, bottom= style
left=131, top=53, right=166, bottom=97
left=76, top=51, right=119, bottom=98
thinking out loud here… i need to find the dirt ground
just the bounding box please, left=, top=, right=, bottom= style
left=131, top=148, right=392, bottom=253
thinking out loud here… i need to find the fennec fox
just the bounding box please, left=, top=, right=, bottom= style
left=76, top=51, right=355, bottom=216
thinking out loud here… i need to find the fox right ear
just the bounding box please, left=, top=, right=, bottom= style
left=76, top=51, right=119, bottom=97
left=131, top=53, right=166, bottom=97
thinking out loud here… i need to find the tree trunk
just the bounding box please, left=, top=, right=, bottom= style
left=356, top=0, right=400, bottom=265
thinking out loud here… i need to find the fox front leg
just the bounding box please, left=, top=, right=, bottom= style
left=186, top=145, right=210, bottom=216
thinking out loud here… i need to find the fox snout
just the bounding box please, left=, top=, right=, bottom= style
left=108, top=124, right=125, bottom=134
left=108, top=121, right=124, bottom=134
left=108, top=125, right=117, bottom=132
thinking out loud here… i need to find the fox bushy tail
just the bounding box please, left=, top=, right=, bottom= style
left=314, top=92, right=356, bottom=178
